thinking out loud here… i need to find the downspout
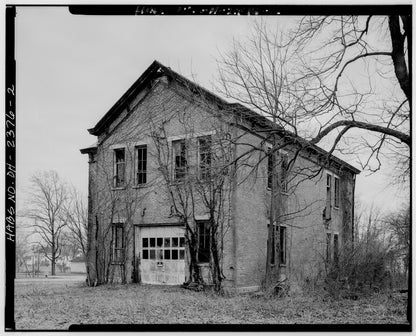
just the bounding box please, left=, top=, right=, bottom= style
left=351, top=174, right=356, bottom=247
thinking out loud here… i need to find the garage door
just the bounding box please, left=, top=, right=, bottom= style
left=136, top=226, right=186, bottom=285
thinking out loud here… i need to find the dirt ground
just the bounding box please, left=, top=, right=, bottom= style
left=14, top=280, right=409, bottom=330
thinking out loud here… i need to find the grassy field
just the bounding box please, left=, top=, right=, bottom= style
left=14, top=281, right=408, bottom=330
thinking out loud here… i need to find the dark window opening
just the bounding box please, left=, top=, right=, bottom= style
left=334, top=177, right=340, bottom=208
left=326, top=232, right=332, bottom=262
left=173, top=139, right=188, bottom=180
left=267, top=149, right=273, bottom=189
left=136, top=145, right=147, bottom=185
left=114, top=148, right=125, bottom=188
left=197, top=221, right=210, bottom=263
left=279, top=226, right=287, bottom=265
left=333, top=234, right=339, bottom=266
left=281, top=153, right=288, bottom=193
left=111, top=224, right=124, bottom=263
left=325, top=174, right=332, bottom=220
left=199, top=136, right=212, bottom=180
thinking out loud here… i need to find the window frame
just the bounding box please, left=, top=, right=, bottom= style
left=197, top=221, right=211, bottom=263
left=267, top=148, right=289, bottom=193
left=135, top=145, right=148, bottom=186
left=111, top=224, right=125, bottom=264
left=198, top=135, right=212, bottom=181
left=279, top=226, right=287, bottom=265
left=172, top=139, right=188, bottom=181
left=113, top=148, right=126, bottom=188
left=334, top=177, right=340, bottom=209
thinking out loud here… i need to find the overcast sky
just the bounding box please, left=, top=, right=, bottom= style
left=15, top=6, right=409, bottom=226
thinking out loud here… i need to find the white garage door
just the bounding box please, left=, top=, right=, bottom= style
left=136, top=226, right=186, bottom=285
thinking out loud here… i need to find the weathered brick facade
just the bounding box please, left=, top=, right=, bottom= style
left=81, top=61, right=358, bottom=292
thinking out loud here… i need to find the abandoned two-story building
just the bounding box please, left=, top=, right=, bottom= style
left=81, top=60, right=359, bottom=292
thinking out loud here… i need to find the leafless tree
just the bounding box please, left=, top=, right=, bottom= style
left=25, top=171, right=68, bottom=275
left=64, top=187, right=88, bottom=260
left=290, top=15, right=410, bottom=178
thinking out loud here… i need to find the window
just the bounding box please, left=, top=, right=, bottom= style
left=333, top=234, right=339, bottom=266
left=197, top=221, right=210, bottom=263
left=172, top=139, right=188, bottom=180
left=325, top=174, right=332, bottom=220
left=199, top=136, right=212, bottom=180
left=334, top=177, right=340, bottom=208
left=112, top=224, right=124, bottom=263
left=267, top=150, right=288, bottom=193
left=281, top=153, right=289, bottom=193
left=279, top=226, right=287, bottom=265
left=141, top=236, right=185, bottom=261
left=326, top=232, right=332, bottom=262
left=267, top=149, right=273, bottom=189
left=114, top=148, right=125, bottom=188
left=135, top=145, right=147, bottom=185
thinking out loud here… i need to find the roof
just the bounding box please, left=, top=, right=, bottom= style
left=85, top=60, right=360, bottom=174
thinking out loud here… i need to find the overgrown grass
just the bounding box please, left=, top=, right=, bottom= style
left=15, top=281, right=408, bottom=330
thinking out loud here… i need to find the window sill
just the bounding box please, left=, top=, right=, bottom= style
left=133, top=184, right=148, bottom=189
left=112, top=186, right=126, bottom=191
left=197, top=262, right=210, bottom=266
left=334, top=206, right=340, bottom=210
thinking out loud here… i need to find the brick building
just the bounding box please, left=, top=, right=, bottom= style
left=81, top=60, right=359, bottom=292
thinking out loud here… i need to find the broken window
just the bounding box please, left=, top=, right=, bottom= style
left=136, top=145, right=147, bottom=185
left=172, top=139, right=188, bottom=181
left=111, top=224, right=124, bottom=264
left=334, top=177, right=340, bottom=209
left=114, top=148, right=125, bottom=188
left=199, top=135, right=212, bottom=180
left=197, top=221, right=210, bottom=263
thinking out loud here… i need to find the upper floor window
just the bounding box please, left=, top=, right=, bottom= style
left=135, top=145, right=147, bottom=185
left=114, top=148, right=125, bottom=188
left=281, top=153, right=289, bottom=194
left=267, top=149, right=273, bottom=189
left=199, top=135, right=212, bottom=180
left=172, top=139, right=188, bottom=181
left=267, top=149, right=288, bottom=193
left=334, top=177, right=340, bottom=208
left=325, top=174, right=332, bottom=220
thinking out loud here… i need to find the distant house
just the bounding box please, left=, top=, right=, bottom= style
left=81, top=61, right=359, bottom=292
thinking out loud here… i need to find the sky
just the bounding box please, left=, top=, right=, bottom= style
left=15, top=6, right=409, bottom=232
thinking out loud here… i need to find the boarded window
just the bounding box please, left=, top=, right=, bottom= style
left=112, top=224, right=124, bottom=263
left=199, top=136, right=212, bottom=180
left=334, top=177, right=340, bottom=208
left=172, top=139, right=188, bottom=180
left=136, top=145, right=147, bottom=185
left=197, top=221, right=210, bottom=263
left=114, top=148, right=125, bottom=188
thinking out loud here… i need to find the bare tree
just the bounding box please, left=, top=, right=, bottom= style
left=289, top=15, right=410, bottom=175
left=64, top=187, right=88, bottom=260
left=26, top=171, right=68, bottom=276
